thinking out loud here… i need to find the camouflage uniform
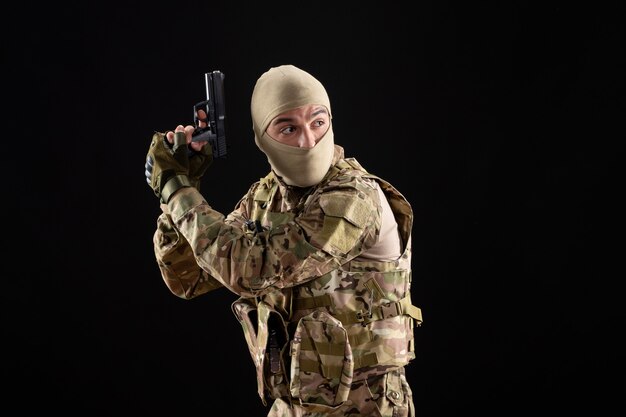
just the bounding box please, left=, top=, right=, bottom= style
left=154, top=144, right=422, bottom=417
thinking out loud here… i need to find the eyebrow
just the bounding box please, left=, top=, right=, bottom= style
left=271, top=107, right=328, bottom=125
left=311, top=107, right=328, bottom=117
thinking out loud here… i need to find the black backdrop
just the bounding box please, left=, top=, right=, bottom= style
left=3, top=2, right=624, bottom=416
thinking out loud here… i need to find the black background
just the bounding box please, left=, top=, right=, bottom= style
left=3, top=2, right=624, bottom=416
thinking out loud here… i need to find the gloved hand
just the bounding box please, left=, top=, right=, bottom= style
left=188, top=140, right=213, bottom=190
left=145, top=131, right=192, bottom=203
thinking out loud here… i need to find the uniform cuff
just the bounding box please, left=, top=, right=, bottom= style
left=168, top=186, right=205, bottom=221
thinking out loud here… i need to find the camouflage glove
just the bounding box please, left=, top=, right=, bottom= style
left=188, top=141, right=213, bottom=190
left=145, top=131, right=192, bottom=203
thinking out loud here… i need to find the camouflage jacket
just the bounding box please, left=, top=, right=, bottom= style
left=153, top=145, right=422, bottom=407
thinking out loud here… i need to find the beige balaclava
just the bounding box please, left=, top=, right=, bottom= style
left=251, top=65, right=335, bottom=187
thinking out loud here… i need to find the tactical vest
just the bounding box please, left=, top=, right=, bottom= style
left=231, top=158, right=423, bottom=408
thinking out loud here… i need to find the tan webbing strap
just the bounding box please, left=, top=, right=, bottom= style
left=349, top=331, right=373, bottom=346
left=298, top=354, right=378, bottom=376
left=300, top=331, right=374, bottom=353
left=405, top=302, right=423, bottom=326
left=292, top=294, right=332, bottom=310
left=299, top=331, right=378, bottom=372
left=292, top=279, right=385, bottom=311
left=335, top=296, right=423, bottom=326
left=364, top=278, right=385, bottom=302
left=298, top=359, right=344, bottom=379
left=354, top=352, right=378, bottom=368
left=299, top=338, right=346, bottom=356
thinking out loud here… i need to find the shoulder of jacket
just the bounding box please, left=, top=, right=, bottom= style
left=335, top=157, right=367, bottom=173
left=326, top=158, right=380, bottom=191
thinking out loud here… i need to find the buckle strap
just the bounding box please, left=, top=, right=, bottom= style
left=335, top=296, right=423, bottom=326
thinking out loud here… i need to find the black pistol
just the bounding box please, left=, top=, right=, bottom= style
left=191, top=70, right=227, bottom=158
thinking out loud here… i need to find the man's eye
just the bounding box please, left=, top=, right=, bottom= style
left=314, top=120, right=325, bottom=127
left=280, top=126, right=295, bottom=134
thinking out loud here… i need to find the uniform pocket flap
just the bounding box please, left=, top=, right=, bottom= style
left=290, top=311, right=354, bottom=406
left=319, top=192, right=370, bottom=228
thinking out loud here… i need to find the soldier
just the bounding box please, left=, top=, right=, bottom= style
left=145, top=65, right=423, bottom=417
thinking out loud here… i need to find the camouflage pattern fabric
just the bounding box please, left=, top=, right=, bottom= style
left=153, top=144, right=422, bottom=415
left=267, top=368, right=414, bottom=417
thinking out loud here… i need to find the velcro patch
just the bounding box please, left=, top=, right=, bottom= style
left=319, top=192, right=371, bottom=254
left=319, top=193, right=370, bottom=228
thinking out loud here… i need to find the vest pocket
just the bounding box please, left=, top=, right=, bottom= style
left=290, top=310, right=354, bottom=407
left=231, top=298, right=290, bottom=405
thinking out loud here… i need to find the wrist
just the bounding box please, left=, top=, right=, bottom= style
left=161, top=174, right=192, bottom=203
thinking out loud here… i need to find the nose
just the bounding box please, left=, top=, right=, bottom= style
left=297, top=127, right=317, bottom=148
